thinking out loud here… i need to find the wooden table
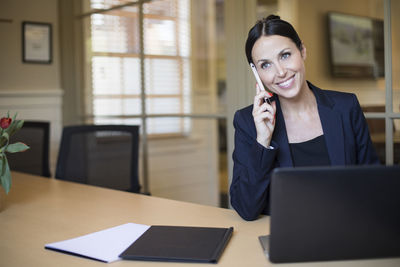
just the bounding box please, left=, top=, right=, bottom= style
left=1, top=172, right=399, bottom=267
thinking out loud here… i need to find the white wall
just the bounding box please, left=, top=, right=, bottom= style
left=0, top=0, right=63, bottom=175
left=0, top=0, right=61, bottom=92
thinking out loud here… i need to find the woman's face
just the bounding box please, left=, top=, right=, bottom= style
left=251, top=35, right=307, bottom=99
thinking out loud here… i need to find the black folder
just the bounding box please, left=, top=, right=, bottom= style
left=119, top=225, right=233, bottom=263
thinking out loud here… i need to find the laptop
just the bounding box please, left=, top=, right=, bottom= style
left=259, top=165, right=400, bottom=263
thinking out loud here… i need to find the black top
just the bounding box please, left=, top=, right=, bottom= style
left=289, top=135, right=331, bottom=167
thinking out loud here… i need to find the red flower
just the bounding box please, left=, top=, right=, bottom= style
left=0, top=117, right=12, bottom=129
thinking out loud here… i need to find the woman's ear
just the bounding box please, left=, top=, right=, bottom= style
left=301, top=42, right=307, bottom=60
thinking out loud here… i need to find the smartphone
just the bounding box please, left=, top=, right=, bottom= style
left=250, top=63, right=272, bottom=104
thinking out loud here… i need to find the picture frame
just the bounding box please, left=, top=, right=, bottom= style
left=327, top=12, right=384, bottom=79
left=22, top=21, right=52, bottom=64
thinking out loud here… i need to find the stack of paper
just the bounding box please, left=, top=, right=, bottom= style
left=45, top=223, right=150, bottom=263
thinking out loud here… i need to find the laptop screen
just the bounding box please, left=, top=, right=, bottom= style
left=266, top=165, right=400, bottom=263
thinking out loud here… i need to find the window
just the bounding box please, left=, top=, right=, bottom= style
left=84, top=0, right=191, bottom=135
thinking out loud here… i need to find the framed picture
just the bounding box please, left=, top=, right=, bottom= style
left=327, top=12, right=384, bottom=79
left=22, top=21, right=52, bottom=64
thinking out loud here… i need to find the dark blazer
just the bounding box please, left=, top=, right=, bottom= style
left=230, top=81, right=380, bottom=221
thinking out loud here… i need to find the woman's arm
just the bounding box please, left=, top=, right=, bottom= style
left=230, top=110, right=278, bottom=220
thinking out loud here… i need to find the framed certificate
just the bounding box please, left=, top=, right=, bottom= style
left=22, top=21, right=52, bottom=64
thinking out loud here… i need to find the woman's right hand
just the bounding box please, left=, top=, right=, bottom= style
left=252, top=84, right=276, bottom=148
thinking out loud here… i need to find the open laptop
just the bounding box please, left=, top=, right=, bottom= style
left=259, top=165, right=400, bottom=263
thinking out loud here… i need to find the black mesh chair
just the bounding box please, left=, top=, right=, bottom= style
left=8, top=121, right=51, bottom=177
left=55, top=125, right=141, bottom=193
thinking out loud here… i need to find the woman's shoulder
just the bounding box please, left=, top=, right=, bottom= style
left=233, top=104, right=255, bottom=129
left=237, top=104, right=253, bottom=112
left=323, top=90, right=358, bottom=108
left=309, top=82, right=359, bottom=109
left=323, top=89, right=356, bottom=100
left=309, top=82, right=354, bottom=98
left=234, top=104, right=253, bottom=118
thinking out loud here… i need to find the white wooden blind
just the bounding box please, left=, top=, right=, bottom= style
left=86, top=0, right=191, bottom=135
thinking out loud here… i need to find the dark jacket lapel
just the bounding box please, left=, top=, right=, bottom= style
left=272, top=96, right=293, bottom=167
left=309, top=82, right=346, bottom=165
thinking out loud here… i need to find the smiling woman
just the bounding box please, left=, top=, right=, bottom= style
left=229, top=15, right=381, bottom=221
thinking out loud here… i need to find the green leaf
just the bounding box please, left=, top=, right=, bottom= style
left=2, top=131, right=9, bottom=141
left=6, top=142, right=30, bottom=153
left=0, top=132, right=9, bottom=150
left=0, top=172, right=11, bottom=194
left=14, top=119, right=24, bottom=132
left=1, top=156, right=11, bottom=194
left=0, top=156, right=3, bottom=176
left=4, top=123, right=14, bottom=135
left=0, top=136, right=7, bottom=151
left=0, top=156, right=10, bottom=194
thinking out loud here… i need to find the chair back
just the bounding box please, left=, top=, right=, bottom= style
left=8, top=121, right=51, bottom=177
left=55, top=125, right=140, bottom=193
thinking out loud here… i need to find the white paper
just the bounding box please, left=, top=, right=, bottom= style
left=45, top=223, right=150, bottom=263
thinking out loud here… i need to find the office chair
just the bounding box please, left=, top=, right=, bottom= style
left=55, top=125, right=141, bottom=193
left=8, top=121, right=51, bottom=177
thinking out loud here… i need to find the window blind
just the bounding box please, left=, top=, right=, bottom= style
left=86, top=0, right=191, bottom=135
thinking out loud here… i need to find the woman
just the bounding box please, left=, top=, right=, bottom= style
left=230, top=15, right=380, bottom=221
